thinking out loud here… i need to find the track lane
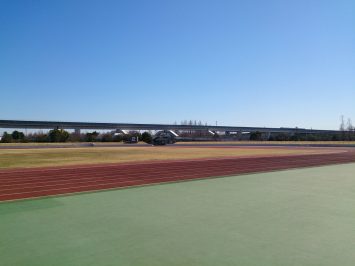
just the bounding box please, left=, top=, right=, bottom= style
left=1, top=150, right=355, bottom=202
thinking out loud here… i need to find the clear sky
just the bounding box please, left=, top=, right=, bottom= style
left=0, top=0, right=354, bottom=129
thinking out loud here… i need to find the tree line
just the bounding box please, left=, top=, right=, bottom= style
left=249, top=132, right=355, bottom=141
left=0, top=129, right=152, bottom=143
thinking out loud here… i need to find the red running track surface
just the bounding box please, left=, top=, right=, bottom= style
left=1, top=149, right=355, bottom=202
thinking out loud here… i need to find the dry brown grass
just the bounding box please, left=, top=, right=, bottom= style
left=0, top=146, right=338, bottom=169
left=0, top=142, right=146, bottom=147
left=177, top=141, right=355, bottom=145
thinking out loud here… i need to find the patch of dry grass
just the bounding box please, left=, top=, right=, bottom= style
left=0, top=146, right=336, bottom=169
left=0, top=142, right=146, bottom=147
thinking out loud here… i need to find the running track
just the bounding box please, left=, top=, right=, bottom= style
left=1, top=149, right=355, bottom=202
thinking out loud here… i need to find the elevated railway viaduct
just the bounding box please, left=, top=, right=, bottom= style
left=0, top=119, right=339, bottom=136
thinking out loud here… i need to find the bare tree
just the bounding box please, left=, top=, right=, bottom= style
left=347, top=118, right=355, bottom=140
left=340, top=115, right=345, bottom=131
left=340, top=115, right=346, bottom=140
left=347, top=118, right=353, bottom=131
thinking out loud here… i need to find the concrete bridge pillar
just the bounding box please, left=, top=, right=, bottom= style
left=237, top=131, right=242, bottom=140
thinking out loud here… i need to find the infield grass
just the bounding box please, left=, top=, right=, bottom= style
left=1, top=141, right=355, bottom=147
left=1, top=163, right=355, bottom=266
left=177, top=141, right=355, bottom=145
left=0, top=146, right=336, bottom=169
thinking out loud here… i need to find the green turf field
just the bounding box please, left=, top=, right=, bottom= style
left=1, top=163, right=355, bottom=266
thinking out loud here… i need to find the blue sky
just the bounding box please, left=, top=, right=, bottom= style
left=0, top=0, right=354, bottom=129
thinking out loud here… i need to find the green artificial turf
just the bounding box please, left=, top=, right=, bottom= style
left=1, top=163, right=355, bottom=266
